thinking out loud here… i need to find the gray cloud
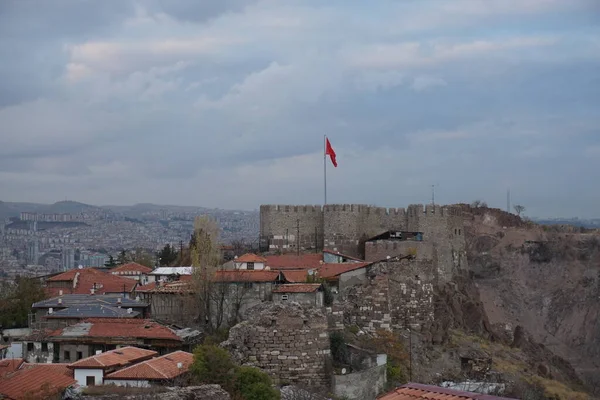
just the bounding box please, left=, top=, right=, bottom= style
left=0, top=0, right=599, bottom=217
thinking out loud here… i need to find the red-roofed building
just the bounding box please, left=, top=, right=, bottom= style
left=68, top=346, right=157, bottom=387
left=234, top=253, right=267, bottom=271
left=45, top=267, right=137, bottom=298
left=0, top=358, right=24, bottom=379
left=0, top=363, right=76, bottom=400
left=377, top=383, right=517, bottom=400
left=264, top=253, right=323, bottom=270
left=111, top=263, right=154, bottom=283
left=104, top=350, right=193, bottom=387
left=272, top=284, right=323, bottom=307
left=24, top=319, right=183, bottom=364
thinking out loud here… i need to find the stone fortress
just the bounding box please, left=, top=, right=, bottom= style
left=260, top=203, right=468, bottom=283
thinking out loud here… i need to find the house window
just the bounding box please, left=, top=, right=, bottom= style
left=458, top=229, right=461, bottom=235
left=281, top=294, right=289, bottom=301
left=27, top=342, right=34, bottom=352
left=247, top=262, right=254, bottom=270
left=77, top=351, right=83, bottom=360
left=41, top=342, right=48, bottom=352
left=86, top=376, right=96, bottom=386
left=244, top=282, right=253, bottom=289
left=64, top=351, right=71, bottom=361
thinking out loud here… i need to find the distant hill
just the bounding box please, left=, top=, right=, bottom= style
left=0, top=200, right=103, bottom=220
left=38, top=200, right=103, bottom=214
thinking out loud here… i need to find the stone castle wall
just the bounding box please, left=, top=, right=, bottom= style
left=223, top=303, right=331, bottom=389
left=260, top=203, right=468, bottom=282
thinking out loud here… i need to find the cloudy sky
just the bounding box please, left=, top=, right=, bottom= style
left=1, top=0, right=599, bottom=217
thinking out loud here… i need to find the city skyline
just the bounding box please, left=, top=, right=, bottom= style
left=1, top=1, right=599, bottom=217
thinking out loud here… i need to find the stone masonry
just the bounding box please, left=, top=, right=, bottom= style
left=260, top=204, right=467, bottom=283
left=222, top=303, right=331, bottom=389
left=329, top=258, right=436, bottom=334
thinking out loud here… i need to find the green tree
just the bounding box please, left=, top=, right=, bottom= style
left=117, top=249, right=128, bottom=265
left=191, top=344, right=237, bottom=392
left=104, top=255, right=117, bottom=268
left=235, top=367, right=280, bottom=400
left=158, top=244, right=179, bottom=266
left=132, top=249, right=155, bottom=268
left=0, top=277, right=47, bottom=329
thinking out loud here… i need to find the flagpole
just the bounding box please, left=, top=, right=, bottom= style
left=324, top=135, right=327, bottom=205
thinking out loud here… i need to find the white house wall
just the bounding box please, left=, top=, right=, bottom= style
left=74, top=368, right=104, bottom=386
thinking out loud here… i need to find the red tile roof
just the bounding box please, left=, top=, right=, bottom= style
left=213, top=270, right=281, bottom=283
left=105, top=351, right=193, bottom=381
left=0, top=363, right=76, bottom=400
left=235, top=253, right=267, bottom=263
left=50, top=318, right=181, bottom=342
left=264, top=254, right=323, bottom=270
left=68, top=346, right=157, bottom=370
left=318, top=262, right=372, bottom=279
left=323, top=249, right=366, bottom=262
left=0, top=359, right=24, bottom=379
left=111, top=262, right=153, bottom=274
left=272, top=284, right=321, bottom=293
left=377, top=383, right=518, bottom=400
left=281, top=270, right=311, bottom=283
left=46, top=268, right=137, bottom=297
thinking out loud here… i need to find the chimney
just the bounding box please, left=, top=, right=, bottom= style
left=127, top=308, right=133, bottom=314
left=48, top=307, right=53, bottom=314
left=58, top=298, right=62, bottom=305
left=95, top=350, right=102, bottom=355
left=177, top=362, right=183, bottom=369
left=90, top=288, right=95, bottom=295
left=117, top=297, right=122, bottom=304
left=59, top=290, right=63, bottom=296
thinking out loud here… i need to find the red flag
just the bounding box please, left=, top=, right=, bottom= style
left=325, top=138, right=337, bottom=167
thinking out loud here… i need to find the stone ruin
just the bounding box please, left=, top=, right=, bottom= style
left=222, top=302, right=331, bottom=390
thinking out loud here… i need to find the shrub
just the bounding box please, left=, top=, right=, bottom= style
left=329, top=331, right=348, bottom=365
left=322, top=282, right=334, bottom=306
left=191, top=344, right=237, bottom=391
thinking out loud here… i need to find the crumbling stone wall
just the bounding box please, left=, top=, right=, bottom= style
left=334, top=259, right=436, bottom=333
left=223, top=303, right=331, bottom=389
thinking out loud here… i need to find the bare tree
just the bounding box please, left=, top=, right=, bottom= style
left=189, top=216, right=221, bottom=331
left=514, top=204, right=526, bottom=217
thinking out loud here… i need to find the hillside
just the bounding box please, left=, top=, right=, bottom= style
left=460, top=205, right=600, bottom=393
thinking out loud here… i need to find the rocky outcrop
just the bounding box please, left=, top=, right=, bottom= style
left=463, top=208, right=600, bottom=393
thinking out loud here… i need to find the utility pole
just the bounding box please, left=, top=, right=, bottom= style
left=296, top=219, right=300, bottom=256
left=431, top=184, right=436, bottom=206
left=507, top=188, right=511, bottom=213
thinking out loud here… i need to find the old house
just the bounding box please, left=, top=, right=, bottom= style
left=318, top=262, right=374, bottom=292
left=0, top=363, right=76, bottom=400
left=23, top=318, right=183, bottom=363
left=272, top=283, right=324, bottom=307
left=103, top=350, right=193, bottom=387
left=31, top=294, right=149, bottom=329
left=135, top=278, right=195, bottom=325
left=110, top=262, right=154, bottom=284
left=147, top=267, right=193, bottom=283
left=68, top=346, right=157, bottom=387
left=233, top=253, right=268, bottom=270
left=377, top=382, right=516, bottom=400
left=45, top=267, right=138, bottom=298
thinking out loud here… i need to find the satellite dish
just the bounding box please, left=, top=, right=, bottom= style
left=78, top=265, right=83, bottom=269
left=341, top=368, right=347, bottom=375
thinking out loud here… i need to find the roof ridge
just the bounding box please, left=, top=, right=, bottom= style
left=146, top=358, right=169, bottom=379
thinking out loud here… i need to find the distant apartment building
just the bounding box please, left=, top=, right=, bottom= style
left=61, top=248, right=75, bottom=271
left=26, top=240, right=39, bottom=265
left=79, top=251, right=109, bottom=268
left=20, top=212, right=75, bottom=222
